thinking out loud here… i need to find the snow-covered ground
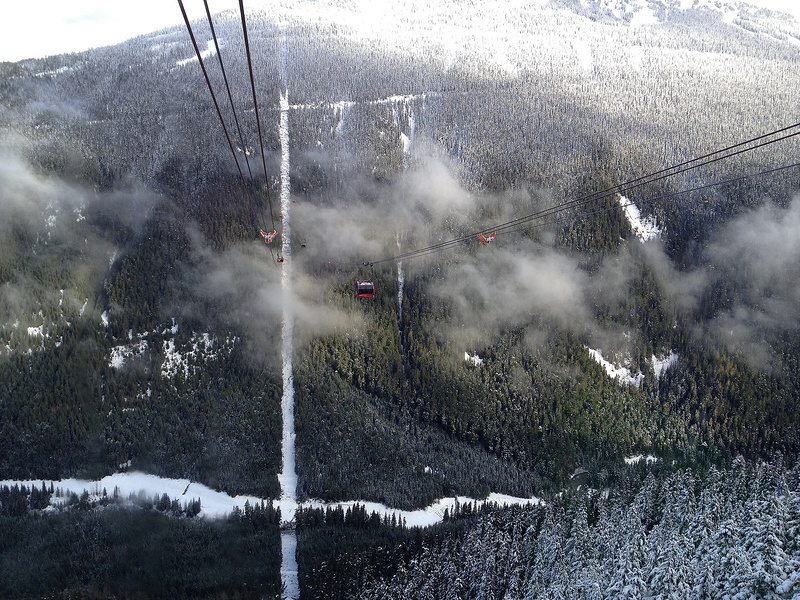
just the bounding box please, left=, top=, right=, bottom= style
left=109, top=339, right=148, bottom=369
left=176, top=39, right=217, bottom=66
left=277, top=26, right=297, bottom=513
left=624, top=454, right=658, bottom=465
left=465, top=351, right=484, bottom=366
left=397, top=235, right=405, bottom=332
left=290, top=91, right=431, bottom=112
left=0, top=472, right=260, bottom=518
left=587, top=347, right=679, bottom=386
left=280, top=532, right=299, bottom=599
left=161, top=332, right=214, bottom=379
left=0, top=471, right=543, bottom=527
left=619, top=195, right=660, bottom=242
left=586, top=347, right=644, bottom=388
left=651, top=351, right=678, bottom=379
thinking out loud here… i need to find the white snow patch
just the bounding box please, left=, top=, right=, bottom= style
left=586, top=347, right=644, bottom=388
left=176, top=39, right=217, bottom=66
left=574, top=39, right=593, bottom=73
left=281, top=532, right=299, bottom=599
left=27, top=325, right=44, bottom=338
left=277, top=33, right=300, bottom=598
left=162, top=318, right=179, bottom=335
left=651, top=352, right=678, bottom=379
left=302, top=493, right=543, bottom=528
left=397, top=235, right=404, bottom=328
left=109, top=339, right=148, bottom=370
left=79, top=298, right=88, bottom=316
left=0, top=472, right=263, bottom=519
left=100, top=311, right=109, bottom=328
left=34, top=65, right=73, bottom=78
left=332, top=100, right=350, bottom=135
left=277, top=23, right=299, bottom=521
left=629, top=5, right=658, bottom=27
left=619, top=195, right=660, bottom=241
left=625, top=45, right=646, bottom=70
left=465, top=352, right=484, bottom=366
left=400, top=132, right=411, bottom=154
left=160, top=332, right=214, bottom=379
left=624, top=454, right=658, bottom=465
left=161, top=339, right=185, bottom=379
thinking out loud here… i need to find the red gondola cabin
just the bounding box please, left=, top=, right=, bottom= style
left=356, top=280, right=375, bottom=299
left=477, top=231, right=496, bottom=245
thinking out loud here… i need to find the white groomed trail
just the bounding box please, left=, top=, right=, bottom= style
left=277, top=23, right=300, bottom=600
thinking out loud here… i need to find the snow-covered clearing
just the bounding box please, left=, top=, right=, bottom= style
left=160, top=332, right=214, bottom=379
left=109, top=339, right=148, bottom=369
left=277, top=31, right=296, bottom=512
left=0, top=471, right=543, bottom=528
left=651, top=351, right=678, bottom=379
left=465, top=352, right=484, bottom=366
left=629, top=4, right=658, bottom=28
left=573, top=39, right=594, bottom=73
left=586, top=347, right=644, bottom=388
left=280, top=532, right=299, bottom=599
left=176, top=39, right=216, bottom=66
left=392, top=96, right=416, bottom=158
left=33, top=65, right=73, bottom=78
left=289, top=91, right=431, bottom=112
left=619, top=194, right=660, bottom=241
left=397, top=235, right=404, bottom=331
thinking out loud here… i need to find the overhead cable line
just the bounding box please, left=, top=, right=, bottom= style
left=238, top=0, right=278, bottom=230
left=176, top=0, right=266, bottom=234
left=474, top=125, right=800, bottom=242
left=374, top=161, right=800, bottom=264
left=373, top=123, right=800, bottom=265
left=202, top=0, right=255, bottom=182
left=574, top=121, right=800, bottom=209
left=502, top=162, right=800, bottom=239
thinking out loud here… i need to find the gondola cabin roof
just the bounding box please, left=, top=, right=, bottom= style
left=356, top=280, right=375, bottom=299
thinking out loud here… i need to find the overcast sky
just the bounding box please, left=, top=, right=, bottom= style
left=1, top=0, right=799, bottom=63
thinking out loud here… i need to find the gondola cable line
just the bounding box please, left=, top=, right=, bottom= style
left=202, top=0, right=255, bottom=183
left=500, top=161, right=800, bottom=240
left=358, top=160, right=799, bottom=270
left=370, top=123, right=800, bottom=268
left=238, top=0, right=280, bottom=237
left=176, top=8, right=799, bottom=281
left=178, top=0, right=280, bottom=264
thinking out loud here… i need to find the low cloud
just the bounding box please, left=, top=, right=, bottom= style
left=179, top=231, right=360, bottom=366
left=428, top=239, right=592, bottom=348
left=704, top=197, right=800, bottom=364
left=0, top=134, right=168, bottom=339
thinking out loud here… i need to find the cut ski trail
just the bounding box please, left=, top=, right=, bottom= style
left=277, top=24, right=300, bottom=600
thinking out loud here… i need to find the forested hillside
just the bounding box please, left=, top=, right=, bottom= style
left=3, top=0, right=797, bottom=500
left=1, top=0, right=799, bottom=596
left=351, top=457, right=800, bottom=600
